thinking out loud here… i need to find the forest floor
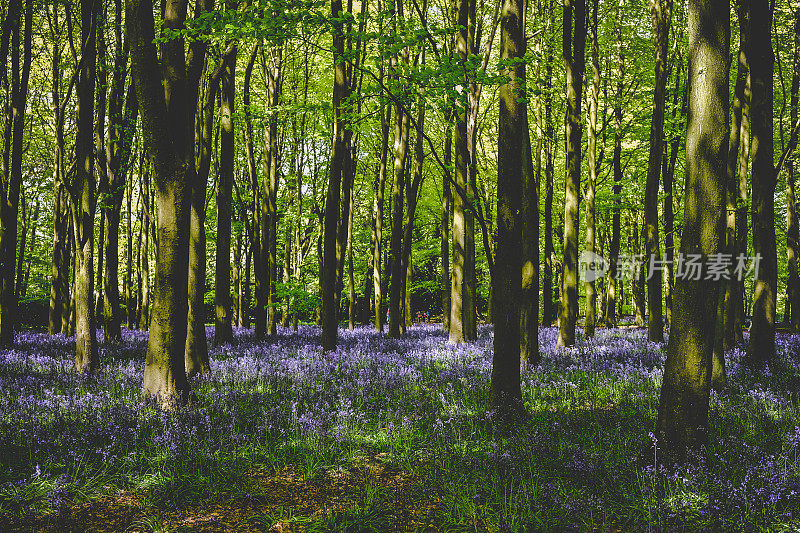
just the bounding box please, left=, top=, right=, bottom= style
left=1, top=323, right=799, bottom=531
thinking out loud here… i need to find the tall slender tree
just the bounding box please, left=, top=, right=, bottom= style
left=745, top=0, right=776, bottom=368
left=557, top=0, right=585, bottom=348
left=492, top=0, right=526, bottom=412
left=584, top=0, right=600, bottom=338
left=644, top=0, right=671, bottom=342
left=214, top=38, right=237, bottom=346
left=656, top=0, right=728, bottom=457
left=73, top=0, right=99, bottom=371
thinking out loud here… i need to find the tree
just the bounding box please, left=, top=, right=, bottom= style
left=449, top=0, right=478, bottom=343
left=103, top=0, right=139, bottom=344
left=787, top=8, right=800, bottom=332
left=656, top=0, right=728, bottom=457
left=214, top=38, right=237, bottom=347
left=490, top=0, right=526, bottom=412
left=644, top=0, right=671, bottom=342
left=73, top=0, right=99, bottom=372
left=605, top=7, right=623, bottom=328
left=0, top=0, right=32, bottom=347
left=321, top=0, right=350, bottom=350
left=557, top=0, right=585, bottom=348
left=185, top=0, right=216, bottom=377
left=128, top=0, right=193, bottom=406
left=744, top=0, right=776, bottom=368
left=584, top=0, right=599, bottom=338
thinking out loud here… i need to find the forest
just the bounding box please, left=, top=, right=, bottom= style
left=1, top=0, right=800, bottom=529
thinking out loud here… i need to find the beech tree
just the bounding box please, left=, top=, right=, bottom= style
left=557, top=0, right=584, bottom=348
left=128, top=0, right=194, bottom=406
left=657, top=0, right=728, bottom=457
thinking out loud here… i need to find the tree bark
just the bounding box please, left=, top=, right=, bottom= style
left=0, top=0, right=30, bottom=346
left=490, top=0, right=525, bottom=413
left=606, top=11, right=623, bottom=328
left=644, top=0, right=670, bottom=342
left=128, top=0, right=193, bottom=407
left=184, top=0, right=214, bottom=376
left=373, top=102, right=390, bottom=332
left=542, top=8, right=555, bottom=327
left=584, top=0, right=600, bottom=338
left=104, top=0, right=138, bottom=342
left=73, top=0, right=98, bottom=371
left=450, top=0, right=477, bottom=343
left=786, top=9, right=800, bottom=332
left=557, top=0, right=584, bottom=348
left=213, top=41, right=237, bottom=346
left=321, top=0, right=349, bottom=350
left=656, top=0, right=728, bottom=457
left=441, top=112, right=452, bottom=332
left=745, top=0, right=776, bottom=368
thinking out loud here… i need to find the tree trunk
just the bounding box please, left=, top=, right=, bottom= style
left=786, top=9, right=800, bottom=332
left=520, top=95, right=540, bottom=366
left=605, top=11, right=623, bottom=327
left=388, top=43, right=410, bottom=338
left=48, top=2, right=70, bottom=335
left=543, top=19, right=555, bottom=327
left=745, top=0, right=776, bottom=368
left=243, top=45, right=259, bottom=332
left=74, top=0, right=98, bottom=372
left=373, top=102, right=390, bottom=332
left=663, top=40, right=684, bottom=331
left=584, top=0, right=600, bottom=338
left=321, top=0, right=349, bottom=350
left=259, top=45, right=282, bottom=339
left=723, top=6, right=749, bottom=350
left=490, top=0, right=525, bottom=413
left=633, top=215, right=646, bottom=327
left=20, top=200, right=38, bottom=299
left=213, top=41, right=237, bottom=347
left=441, top=113, right=452, bottom=332
left=644, top=0, right=670, bottom=342
left=656, top=0, right=728, bottom=457
left=0, top=0, right=31, bottom=346
left=184, top=0, right=214, bottom=374
left=128, top=0, right=193, bottom=407
left=15, top=195, right=26, bottom=301
left=557, top=0, right=584, bottom=348
left=450, top=0, right=477, bottom=343
left=104, top=0, right=138, bottom=342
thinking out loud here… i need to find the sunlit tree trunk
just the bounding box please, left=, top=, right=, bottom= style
left=214, top=40, right=237, bottom=347
left=184, top=0, right=213, bottom=376
left=584, top=0, right=600, bottom=338
left=557, top=0, right=584, bottom=348
left=441, top=112, right=452, bottom=332
left=388, top=101, right=409, bottom=338
left=388, top=12, right=410, bottom=338
left=128, top=0, right=193, bottom=407
left=321, top=0, right=349, bottom=350
left=450, top=0, right=477, bottom=343
left=657, top=0, right=728, bottom=457
left=606, top=11, right=623, bottom=327
left=373, top=102, right=390, bottom=333
left=73, top=0, right=98, bottom=371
